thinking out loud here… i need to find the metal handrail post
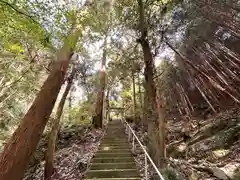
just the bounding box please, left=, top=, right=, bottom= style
left=132, top=136, right=135, bottom=152
left=121, top=118, right=165, bottom=180
left=145, top=153, right=148, bottom=179
left=128, top=126, right=131, bottom=141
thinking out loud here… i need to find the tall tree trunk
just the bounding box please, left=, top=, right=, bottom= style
left=165, top=39, right=217, bottom=112
left=68, top=90, right=73, bottom=121
left=0, top=26, right=81, bottom=180
left=92, top=40, right=107, bottom=128
left=137, top=0, right=163, bottom=167
left=132, top=71, right=137, bottom=119
left=44, top=69, right=75, bottom=179
left=105, top=88, right=110, bottom=122
left=138, top=73, right=143, bottom=118
left=92, top=0, right=115, bottom=128
left=156, top=90, right=166, bottom=168
left=141, top=40, right=161, bottom=166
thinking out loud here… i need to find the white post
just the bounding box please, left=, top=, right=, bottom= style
left=145, top=153, right=148, bottom=179
left=132, top=136, right=135, bottom=152
left=128, top=127, right=131, bottom=141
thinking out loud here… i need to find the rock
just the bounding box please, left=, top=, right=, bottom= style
left=78, top=161, right=87, bottom=171
left=189, top=171, right=198, bottom=180
left=213, top=149, right=230, bottom=158
left=125, top=116, right=134, bottom=123
left=178, top=142, right=187, bottom=152
left=232, top=168, right=240, bottom=180
left=160, top=167, right=184, bottom=180
left=221, top=162, right=240, bottom=179
left=212, top=167, right=229, bottom=180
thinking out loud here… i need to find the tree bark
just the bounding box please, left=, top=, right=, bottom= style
left=92, top=40, right=107, bottom=128
left=132, top=71, right=137, bottom=119
left=156, top=90, right=166, bottom=168
left=105, top=88, right=110, bottom=122
left=137, top=0, right=163, bottom=167
left=138, top=73, right=143, bottom=110
left=165, top=39, right=217, bottom=112
left=0, top=27, right=81, bottom=180
left=44, top=69, right=75, bottom=180
left=68, top=90, right=73, bottom=121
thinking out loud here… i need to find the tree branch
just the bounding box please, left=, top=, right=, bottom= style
left=1, top=69, right=30, bottom=89
left=0, top=0, right=38, bottom=24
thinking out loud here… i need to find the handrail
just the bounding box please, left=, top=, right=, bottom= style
left=121, top=119, right=165, bottom=180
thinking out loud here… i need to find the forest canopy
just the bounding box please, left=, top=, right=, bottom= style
left=0, top=0, right=239, bottom=180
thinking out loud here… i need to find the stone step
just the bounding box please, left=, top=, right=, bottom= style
left=100, top=143, right=130, bottom=147
left=85, top=178, right=141, bottom=180
left=108, top=122, right=122, bottom=124
left=93, top=157, right=134, bottom=163
left=102, top=140, right=128, bottom=143
left=99, top=146, right=130, bottom=150
left=94, top=152, right=132, bottom=158
left=106, top=131, right=125, bottom=133
left=106, top=129, right=125, bottom=131
left=86, top=169, right=139, bottom=178
left=103, top=138, right=127, bottom=141
left=107, top=125, right=124, bottom=126
left=106, top=127, right=125, bottom=129
left=103, top=136, right=127, bottom=139
left=102, top=141, right=129, bottom=144
left=104, top=136, right=126, bottom=139
left=99, top=146, right=131, bottom=150
left=101, top=143, right=129, bottom=147
left=98, top=149, right=131, bottom=154
left=84, top=120, right=140, bottom=179
left=107, top=124, right=124, bottom=126
left=105, top=132, right=126, bottom=135
left=106, top=132, right=125, bottom=134
left=105, top=131, right=126, bottom=134
left=107, top=126, right=123, bottom=128
left=90, top=162, right=136, bottom=170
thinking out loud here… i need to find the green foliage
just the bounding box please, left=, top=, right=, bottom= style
left=232, top=167, right=240, bottom=180
left=63, top=100, right=94, bottom=126
left=161, top=167, right=184, bottom=180
left=0, top=0, right=83, bottom=146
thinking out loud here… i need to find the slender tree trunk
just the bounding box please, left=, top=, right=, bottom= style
left=137, top=0, right=163, bottom=167
left=132, top=71, right=137, bottom=119
left=0, top=26, right=81, bottom=180
left=138, top=73, right=143, bottom=119
left=92, top=40, right=107, bottom=128
left=156, top=90, right=166, bottom=168
left=142, top=82, right=148, bottom=127
left=142, top=40, right=161, bottom=166
left=165, top=39, right=217, bottom=112
left=44, top=69, right=75, bottom=179
left=105, top=88, right=110, bottom=122
left=138, top=73, right=143, bottom=109
left=68, top=90, right=72, bottom=121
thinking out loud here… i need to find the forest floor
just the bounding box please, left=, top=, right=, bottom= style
left=19, top=108, right=240, bottom=180
left=133, top=107, right=240, bottom=180
left=24, top=125, right=104, bottom=180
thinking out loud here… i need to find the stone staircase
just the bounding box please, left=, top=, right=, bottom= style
left=85, top=120, right=141, bottom=180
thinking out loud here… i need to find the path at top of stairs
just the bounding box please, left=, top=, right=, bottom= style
left=84, top=120, right=141, bottom=180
